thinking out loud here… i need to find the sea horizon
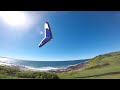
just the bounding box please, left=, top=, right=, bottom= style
left=0, top=57, right=89, bottom=71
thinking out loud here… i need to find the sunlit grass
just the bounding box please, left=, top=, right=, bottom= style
left=58, top=51, right=120, bottom=79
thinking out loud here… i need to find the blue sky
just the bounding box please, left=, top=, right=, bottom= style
left=0, top=11, right=120, bottom=61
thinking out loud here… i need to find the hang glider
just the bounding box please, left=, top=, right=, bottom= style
left=38, top=22, right=52, bottom=47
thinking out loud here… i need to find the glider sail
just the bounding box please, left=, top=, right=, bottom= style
left=38, top=22, right=52, bottom=47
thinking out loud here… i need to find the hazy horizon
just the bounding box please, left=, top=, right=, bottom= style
left=0, top=56, right=89, bottom=61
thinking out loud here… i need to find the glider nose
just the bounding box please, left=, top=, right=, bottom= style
left=38, top=43, right=42, bottom=47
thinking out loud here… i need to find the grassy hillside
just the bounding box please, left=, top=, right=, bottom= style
left=58, top=51, right=120, bottom=79
left=0, top=66, right=59, bottom=79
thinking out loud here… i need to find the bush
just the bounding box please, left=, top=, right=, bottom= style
left=0, top=66, right=20, bottom=76
left=16, top=71, right=35, bottom=78
left=16, top=71, right=59, bottom=79
left=33, top=72, right=59, bottom=79
left=0, top=66, right=59, bottom=79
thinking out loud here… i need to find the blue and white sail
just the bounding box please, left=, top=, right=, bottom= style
left=38, top=22, right=52, bottom=47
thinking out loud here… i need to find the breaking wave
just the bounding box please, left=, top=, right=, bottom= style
left=0, top=57, right=89, bottom=71
left=0, top=58, right=60, bottom=71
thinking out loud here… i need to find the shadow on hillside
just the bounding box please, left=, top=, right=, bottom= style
left=74, top=72, right=120, bottom=78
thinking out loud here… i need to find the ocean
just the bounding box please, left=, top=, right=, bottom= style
left=0, top=57, right=89, bottom=71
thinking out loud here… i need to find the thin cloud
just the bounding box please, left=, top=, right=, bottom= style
left=40, top=31, right=44, bottom=34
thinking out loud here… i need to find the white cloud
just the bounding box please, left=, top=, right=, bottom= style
left=40, top=31, right=44, bottom=34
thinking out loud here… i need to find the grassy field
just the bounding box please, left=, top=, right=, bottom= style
left=58, top=51, right=120, bottom=79
left=0, top=66, right=59, bottom=79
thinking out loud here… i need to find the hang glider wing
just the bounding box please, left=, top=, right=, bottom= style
left=38, top=22, right=52, bottom=47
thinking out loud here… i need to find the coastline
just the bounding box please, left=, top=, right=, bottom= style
left=0, top=61, right=89, bottom=73
left=48, top=61, right=88, bottom=73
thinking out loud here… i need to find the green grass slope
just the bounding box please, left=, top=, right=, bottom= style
left=58, top=51, right=120, bottom=79
left=0, top=66, right=59, bottom=79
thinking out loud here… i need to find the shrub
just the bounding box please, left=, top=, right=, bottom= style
left=0, top=66, right=20, bottom=76
left=16, top=71, right=59, bottom=79
left=34, top=72, right=59, bottom=79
